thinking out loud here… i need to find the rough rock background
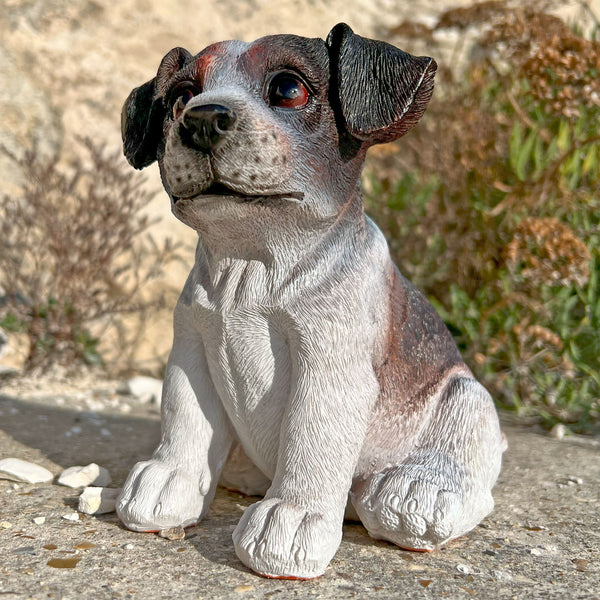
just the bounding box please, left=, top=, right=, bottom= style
left=2, top=0, right=598, bottom=371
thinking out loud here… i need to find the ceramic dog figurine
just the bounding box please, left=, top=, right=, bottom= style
left=117, top=23, right=504, bottom=579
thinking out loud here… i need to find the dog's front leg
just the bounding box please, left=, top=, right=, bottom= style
left=233, top=323, right=378, bottom=579
left=118, top=306, right=234, bottom=532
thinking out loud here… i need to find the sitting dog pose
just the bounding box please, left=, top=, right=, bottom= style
left=118, top=23, right=504, bottom=579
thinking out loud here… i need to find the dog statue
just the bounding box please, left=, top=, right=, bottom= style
left=117, top=23, right=504, bottom=579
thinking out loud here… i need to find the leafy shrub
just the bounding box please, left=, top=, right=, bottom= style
left=366, top=1, right=600, bottom=431
left=0, top=138, right=183, bottom=372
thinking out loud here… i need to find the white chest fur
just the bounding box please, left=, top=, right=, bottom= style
left=186, top=255, right=293, bottom=479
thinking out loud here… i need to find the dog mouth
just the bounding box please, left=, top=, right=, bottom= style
left=173, top=182, right=304, bottom=204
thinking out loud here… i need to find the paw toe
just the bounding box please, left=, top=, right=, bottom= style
left=399, top=512, right=428, bottom=537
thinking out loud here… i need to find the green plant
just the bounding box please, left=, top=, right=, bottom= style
left=0, top=138, right=183, bottom=372
left=365, top=1, right=600, bottom=431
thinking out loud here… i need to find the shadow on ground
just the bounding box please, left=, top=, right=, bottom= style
left=0, top=393, right=160, bottom=484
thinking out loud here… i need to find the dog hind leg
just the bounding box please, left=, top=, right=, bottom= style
left=351, top=377, right=503, bottom=550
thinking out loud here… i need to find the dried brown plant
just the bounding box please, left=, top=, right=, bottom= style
left=0, top=138, right=183, bottom=371
left=366, top=1, right=600, bottom=429
left=505, top=217, right=591, bottom=287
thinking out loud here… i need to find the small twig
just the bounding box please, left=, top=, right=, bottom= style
left=506, top=92, right=552, bottom=143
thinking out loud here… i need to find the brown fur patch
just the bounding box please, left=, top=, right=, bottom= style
left=374, top=265, right=467, bottom=417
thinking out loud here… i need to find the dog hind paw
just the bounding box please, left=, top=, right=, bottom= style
left=352, top=459, right=494, bottom=551
left=117, top=459, right=208, bottom=532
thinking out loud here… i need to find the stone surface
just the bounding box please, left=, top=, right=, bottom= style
left=78, top=486, right=121, bottom=515
left=0, top=378, right=599, bottom=599
left=0, top=457, right=54, bottom=484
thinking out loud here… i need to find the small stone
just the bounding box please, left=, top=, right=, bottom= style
left=78, top=487, right=121, bottom=515
left=0, top=521, right=12, bottom=529
left=57, top=464, right=111, bottom=488
left=158, top=526, right=186, bottom=540
left=123, top=376, right=163, bottom=405
left=74, top=541, right=98, bottom=550
left=234, top=585, right=255, bottom=593
left=573, top=558, right=589, bottom=572
left=456, top=563, right=475, bottom=575
left=13, top=546, right=35, bottom=555
left=123, top=543, right=135, bottom=550
left=493, top=570, right=513, bottom=582
left=0, top=458, right=53, bottom=484
left=33, top=516, right=46, bottom=525
left=567, top=476, right=583, bottom=485
left=47, top=557, right=81, bottom=569
left=529, top=548, right=543, bottom=556
left=62, top=512, right=80, bottom=522
left=549, top=423, right=566, bottom=439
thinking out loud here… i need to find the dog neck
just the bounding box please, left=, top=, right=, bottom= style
left=191, top=187, right=367, bottom=305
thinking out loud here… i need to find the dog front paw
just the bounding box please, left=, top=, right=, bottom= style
left=117, top=459, right=209, bottom=532
left=232, top=497, right=342, bottom=579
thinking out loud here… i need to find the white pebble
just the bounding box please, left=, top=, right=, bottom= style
left=100, top=428, right=112, bottom=438
left=62, top=512, right=80, bottom=522
left=57, top=463, right=112, bottom=488
left=33, top=516, right=46, bottom=525
left=124, top=376, right=163, bottom=405
left=456, top=563, right=475, bottom=574
left=78, top=486, right=121, bottom=515
left=85, top=399, right=105, bottom=412
left=0, top=458, right=53, bottom=484
left=123, top=543, right=135, bottom=550
left=0, top=521, right=12, bottom=529
left=529, top=548, right=543, bottom=556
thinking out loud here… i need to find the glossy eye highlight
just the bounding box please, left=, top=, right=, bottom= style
left=266, top=72, right=310, bottom=109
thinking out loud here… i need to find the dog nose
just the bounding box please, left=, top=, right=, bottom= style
left=180, top=104, right=237, bottom=154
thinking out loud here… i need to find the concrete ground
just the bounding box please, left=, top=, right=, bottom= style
left=0, top=380, right=599, bottom=600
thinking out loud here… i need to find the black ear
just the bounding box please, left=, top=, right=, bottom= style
left=121, top=47, right=193, bottom=169
left=121, top=78, right=162, bottom=169
left=326, top=23, right=436, bottom=145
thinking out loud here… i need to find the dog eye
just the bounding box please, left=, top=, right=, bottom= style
left=170, top=85, right=199, bottom=119
left=266, top=73, right=310, bottom=109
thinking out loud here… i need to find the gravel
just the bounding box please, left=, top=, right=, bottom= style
left=1, top=374, right=599, bottom=599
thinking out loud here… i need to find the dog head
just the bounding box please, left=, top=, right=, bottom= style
left=122, top=24, right=436, bottom=236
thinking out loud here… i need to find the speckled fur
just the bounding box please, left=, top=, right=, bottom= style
left=117, top=23, right=504, bottom=579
